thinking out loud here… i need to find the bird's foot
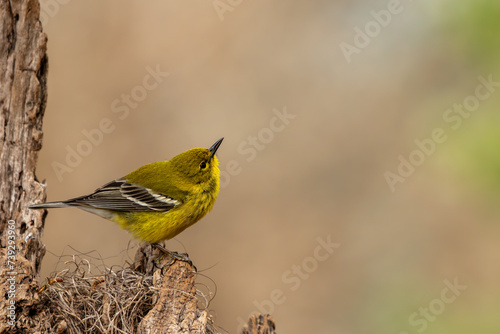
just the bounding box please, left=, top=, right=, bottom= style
left=152, top=243, right=197, bottom=272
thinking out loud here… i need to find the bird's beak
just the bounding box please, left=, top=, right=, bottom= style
left=209, top=137, right=224, bottom=161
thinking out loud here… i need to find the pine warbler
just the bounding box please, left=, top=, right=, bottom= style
left=29, top=138, right=223, bottom=244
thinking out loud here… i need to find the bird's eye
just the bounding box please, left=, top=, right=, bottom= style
left=200, top=162, right=207, bottom=169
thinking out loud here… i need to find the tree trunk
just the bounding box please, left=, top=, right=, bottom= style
left=0, top=0, right=49, bottom=332
left=0, top=1, right=277, bottom=333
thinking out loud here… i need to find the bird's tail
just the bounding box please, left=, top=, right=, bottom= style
left=29, top=202, right=70, bottom=209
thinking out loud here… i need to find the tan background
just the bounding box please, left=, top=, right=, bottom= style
left=36, top=0, right=500, bottom=333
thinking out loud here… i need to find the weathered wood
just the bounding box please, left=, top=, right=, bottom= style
left=239, top=314, right=277, bottom=334
left=136, top=245, right=214, bottom=333
left=0, top=0, right=48, bottom=332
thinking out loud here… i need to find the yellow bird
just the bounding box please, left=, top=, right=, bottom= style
left=30, top=138, right=223, bottom=245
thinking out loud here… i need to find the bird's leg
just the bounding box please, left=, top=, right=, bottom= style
left=151, top=243, right=197, bottom=272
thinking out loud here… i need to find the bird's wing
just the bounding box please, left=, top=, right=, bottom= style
left=65, top=179, right=181, bottom=212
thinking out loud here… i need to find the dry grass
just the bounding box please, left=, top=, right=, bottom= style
left=38, top=251, right=219, bottom=333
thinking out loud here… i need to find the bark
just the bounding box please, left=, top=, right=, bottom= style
left=134, top=245, right=214, bottom=333
left=0, top=0, right=48, bottom=332
left=240, top=314, right=276, bottom=334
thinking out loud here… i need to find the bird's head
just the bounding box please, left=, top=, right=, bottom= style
left=170, top=138, right=223, bottom=188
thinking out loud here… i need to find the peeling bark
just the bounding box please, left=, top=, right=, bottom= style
left=0, top=0, right=49, bottom=332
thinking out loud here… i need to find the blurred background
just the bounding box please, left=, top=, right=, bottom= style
left=36, top=0, right=500, bottom=333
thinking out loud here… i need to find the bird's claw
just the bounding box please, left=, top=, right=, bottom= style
left=152, top=243, right=197, bottom=272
